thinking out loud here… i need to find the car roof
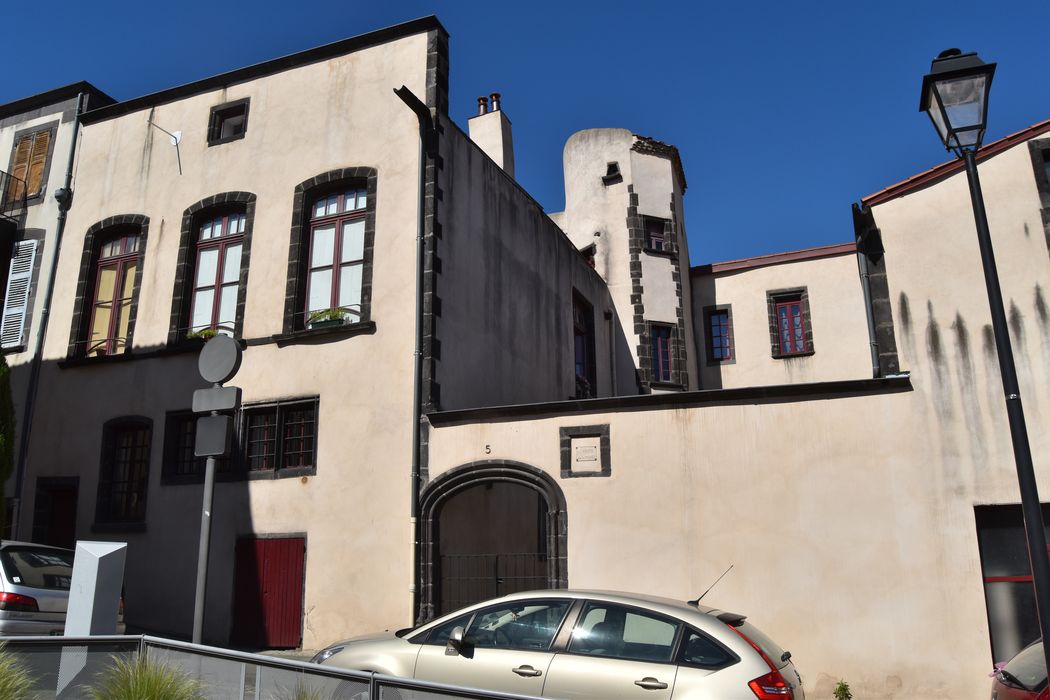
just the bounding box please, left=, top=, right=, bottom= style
left=489, top=589, right=722, bottom=618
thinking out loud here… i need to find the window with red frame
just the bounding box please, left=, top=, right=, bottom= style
left=775, top=296, right=807, bottom=355
left=244, top=399, right=317, bottom=475
left=87, top=232, right=141, bottom=356
left=650, top=324, right=673, bottom=383
left=305, top=188, right=366, bottom=327
left=95, top=419, right=151, bottom=524
left=189, top=211, right=245, bottom=335
left=645, top=218, right=668, bottom=252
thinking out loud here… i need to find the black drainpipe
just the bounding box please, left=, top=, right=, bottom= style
left=393, top=85, right=434, bottom=623
left=13, top=92, right=85, bottom=536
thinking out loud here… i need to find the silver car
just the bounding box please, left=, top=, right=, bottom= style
left=0, top=541, right=124, bottom=636
left=313, top=590, right=804, bottom=699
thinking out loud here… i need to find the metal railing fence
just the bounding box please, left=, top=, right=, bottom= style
left=0, top=635, right=545, bottom=700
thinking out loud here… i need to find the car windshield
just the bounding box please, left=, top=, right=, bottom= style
left=1003, top=642, right=1047, bottom=691
left=0, top=547, right=74, bottom=591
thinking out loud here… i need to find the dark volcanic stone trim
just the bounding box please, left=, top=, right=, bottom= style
left=67, top=215, right=150, bottom=358
left=1027, top=139, right=1050, bottom=262
left=626, top=186, right=649, bottom=391
left=559, top=424, right=611, bottom=478
left=167, top=192, right=257, bottom=346
left=852, top=203, right=900, bottom=376
left=427, top=375, right=914, bottom=426
left=283, top=168, right=377, bottom=333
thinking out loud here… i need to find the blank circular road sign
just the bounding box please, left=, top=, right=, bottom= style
left=198, top=335, right=242, bottom=384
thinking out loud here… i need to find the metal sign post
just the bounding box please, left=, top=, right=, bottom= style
left=192, top=335, right=242, bottom=644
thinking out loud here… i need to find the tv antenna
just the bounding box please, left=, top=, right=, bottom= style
left=147, top=120, right=183, bottom=175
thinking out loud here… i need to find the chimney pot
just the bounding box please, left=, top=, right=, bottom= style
left=490, top=92, right=501, bottom=112
left=477, top=96, right=489, bottom=115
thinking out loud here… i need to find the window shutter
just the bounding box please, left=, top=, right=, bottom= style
left=1, top=240, right=37, bottom=349
left=7, top=136, right=32, bottom=201
left=26, top=131, right=50, bottom=196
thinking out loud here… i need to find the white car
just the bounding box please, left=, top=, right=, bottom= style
left=314, top=590, right=804, bottom=699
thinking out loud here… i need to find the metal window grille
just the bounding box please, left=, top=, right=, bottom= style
left=97, top=422, right=151, bottom=523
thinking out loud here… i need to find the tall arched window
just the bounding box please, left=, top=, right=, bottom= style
left=87, top=230, right=141, bottom=356
left=167, top=193, right=255, bottom=345
left=68, top=215, right=149, bottom=359
left=95, top=417, right=152, bottom=525
left=305, top=187, right=367, bottom=326
left=283, top=168, right=376, bottom=334
left=189, top=210, right=245, bottom=335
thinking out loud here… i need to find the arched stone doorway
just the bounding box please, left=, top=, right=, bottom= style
left=417, top=461, right=567, bottom=622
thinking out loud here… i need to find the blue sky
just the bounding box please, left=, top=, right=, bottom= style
left=5, top=1, right=1049, bottom=264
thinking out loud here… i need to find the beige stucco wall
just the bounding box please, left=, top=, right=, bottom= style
left=426, top=370, right=1049, bottom=699
left=25, top=31, right=431, bottom=647
left=692, top=252, right=874, bottom=389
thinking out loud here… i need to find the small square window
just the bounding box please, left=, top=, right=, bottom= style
left=208, top=99, right=250, bottom=146
left=644, top=218, right=670, bottom=253
left=242, top=398, right=318, bottom=475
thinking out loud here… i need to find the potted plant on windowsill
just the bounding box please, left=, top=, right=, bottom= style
left=307, top=307, right=353, bottom=330
left=186, top=328, right=220, bottom=341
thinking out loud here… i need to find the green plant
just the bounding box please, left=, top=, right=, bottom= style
left=0, top=643, right=36, bottom=700
left=307, top=308, right=349, bottom=325
left=833, top=679, right=853, bottom=700
left=87, top=654, right=204, bottom=700
left=268, top=678, right=327, bottom=700
left=186, top=328, right=219, bottom=340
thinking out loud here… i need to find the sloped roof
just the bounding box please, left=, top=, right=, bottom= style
left=632, top=135, right=688, bottom=193
left=862, top=118, right=1050, bottom=207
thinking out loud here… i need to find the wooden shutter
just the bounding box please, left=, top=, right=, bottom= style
left=6, top=136, right=32, bottom=201
left=1, top=240, right=37, bottom=349
left=26, top=130, right=51, bottom=196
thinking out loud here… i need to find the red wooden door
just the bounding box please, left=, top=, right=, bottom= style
left=231, top=537, right=305, bottom=649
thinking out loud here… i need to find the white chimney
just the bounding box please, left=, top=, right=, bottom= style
left=468, top=92, right=515, bottom=178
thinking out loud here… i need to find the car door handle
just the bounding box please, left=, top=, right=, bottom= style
left=635, top=677, right=668, bottom=690
left=512, top=665, right=543, bottom=677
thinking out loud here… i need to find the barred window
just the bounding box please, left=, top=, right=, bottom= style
left=243, top=399, right=318, bottom=475
left=162, top=412, right=231, bottom=482
left=96, top=419, right=151, bottom=524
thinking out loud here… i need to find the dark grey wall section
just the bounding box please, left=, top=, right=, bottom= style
left=433, top=121, right=636, bottom=410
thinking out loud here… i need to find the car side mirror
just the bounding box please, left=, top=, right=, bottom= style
left=445, top=625, right=467, bottom=656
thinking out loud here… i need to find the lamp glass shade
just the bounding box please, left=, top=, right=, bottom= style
left=934, top=73, right=988, bottom=148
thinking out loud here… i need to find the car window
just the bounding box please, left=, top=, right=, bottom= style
left=422, top=612, right=474, bottom=646
left=568, top=603, right=680, bottom=662
left=0, top=547, right=74, bottom=591
left=1003, top=642, right=1047, bottom=691
left=677, top=629, right=738, bottom=669
left=466, top=600, right=571, bottom=650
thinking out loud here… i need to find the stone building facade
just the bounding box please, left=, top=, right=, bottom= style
left=0, top=15, right=1047, bottom=700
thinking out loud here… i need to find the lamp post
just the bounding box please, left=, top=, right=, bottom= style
left=920, top=49, right=1050, bottom=671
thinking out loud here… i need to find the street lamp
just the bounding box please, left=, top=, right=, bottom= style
left=920, top=49, right=1050, bottom=672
